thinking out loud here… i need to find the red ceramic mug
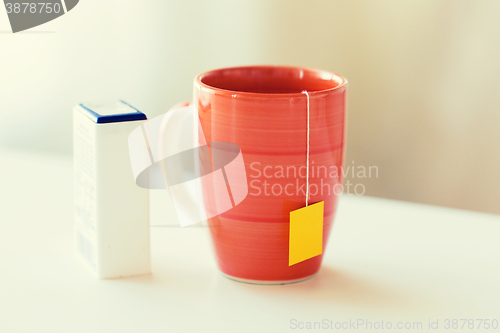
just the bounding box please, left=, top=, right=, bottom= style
left=193, top=66, right=347, bottom=284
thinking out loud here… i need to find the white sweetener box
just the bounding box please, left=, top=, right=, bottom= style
left=73, top=100, right=151, bottom=279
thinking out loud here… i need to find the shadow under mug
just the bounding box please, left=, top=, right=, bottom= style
left=191, top=65, right=347, bottom=284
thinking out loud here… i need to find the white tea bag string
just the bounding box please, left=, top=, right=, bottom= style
left=302, top=90, right=310, bottom=207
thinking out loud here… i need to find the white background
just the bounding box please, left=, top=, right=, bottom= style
left=1, top=0, right=500, bottom=214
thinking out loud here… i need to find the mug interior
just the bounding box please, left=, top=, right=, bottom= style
left=198, top=66, right=345, bottom=94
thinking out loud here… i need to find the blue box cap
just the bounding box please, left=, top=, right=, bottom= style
left=79, top=100, right=147, bottom=124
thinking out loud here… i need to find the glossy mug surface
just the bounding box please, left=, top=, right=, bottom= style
left=193, top=66, right=347, bottom=283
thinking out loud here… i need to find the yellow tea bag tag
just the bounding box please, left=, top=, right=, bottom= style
left=289, top=201, right=324, bottom=266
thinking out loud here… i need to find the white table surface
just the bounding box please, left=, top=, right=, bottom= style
left=1, top=149, right=499, bottom=333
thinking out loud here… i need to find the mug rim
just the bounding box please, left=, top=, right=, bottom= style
left=194, top=65, right=347, bottom=97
